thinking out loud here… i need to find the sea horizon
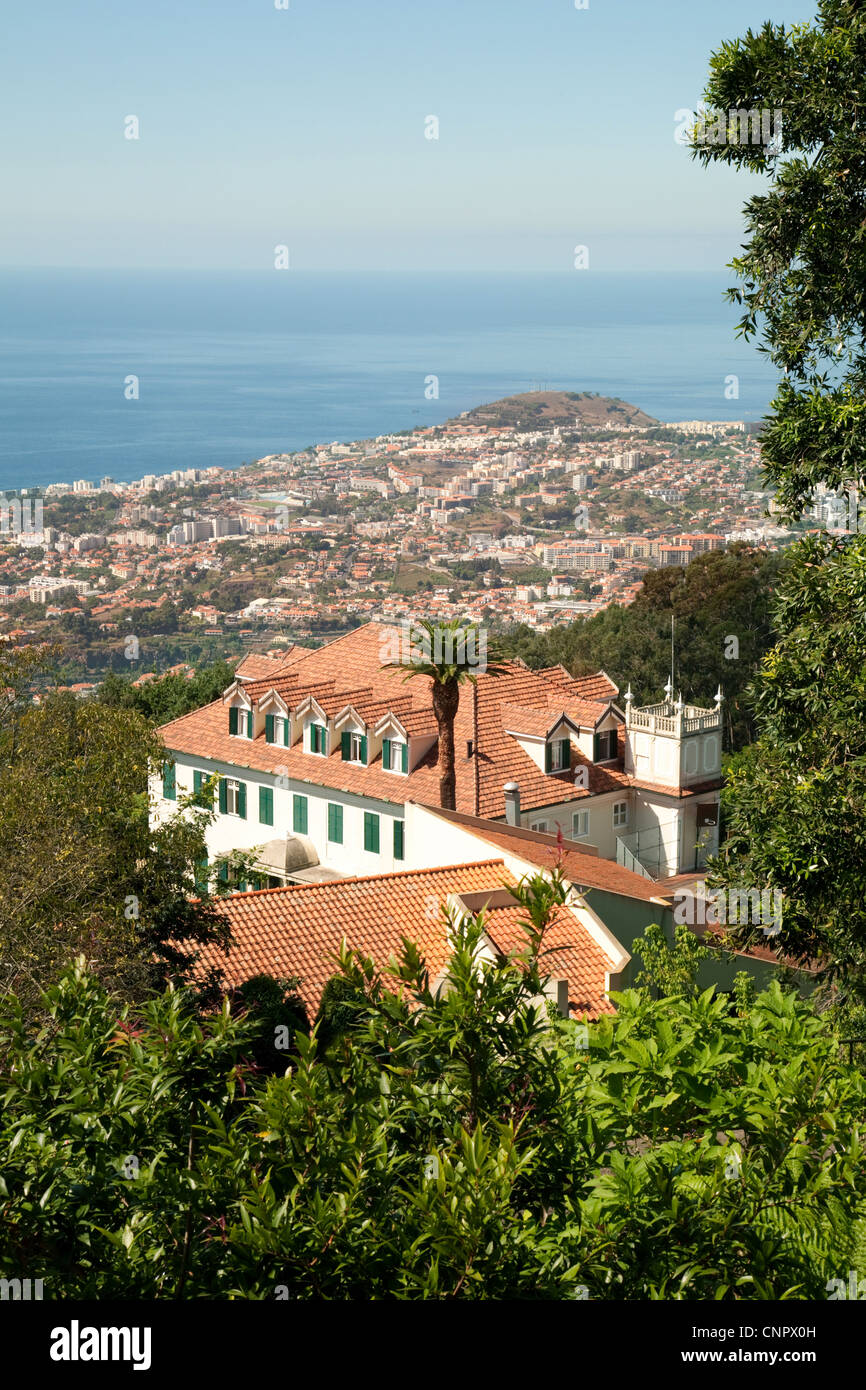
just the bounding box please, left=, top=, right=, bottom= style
left=0, top=269, right=780, bottom=494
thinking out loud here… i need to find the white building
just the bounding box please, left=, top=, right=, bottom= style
left=151, top=624, right=722, bottom=889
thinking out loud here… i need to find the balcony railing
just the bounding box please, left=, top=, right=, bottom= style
left=627, top=702, right=721, bottom=734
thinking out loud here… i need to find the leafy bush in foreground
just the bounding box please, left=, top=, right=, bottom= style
left=1, top=876, right=863, bottom=1299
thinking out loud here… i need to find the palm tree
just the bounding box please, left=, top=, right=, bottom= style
left=383, top=618, right=504, bottom=811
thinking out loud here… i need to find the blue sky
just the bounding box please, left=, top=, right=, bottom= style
left=2, top=0, right=816, bottom=271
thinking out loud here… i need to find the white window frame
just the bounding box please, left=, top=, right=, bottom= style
left=386, top=738, right=406, bottom=773
left=572, top=810, right=590, bottom=840
left=308, top=721, right=327, bottom=756
left=596, top=729, right=618, bottom=762
left=225, top=778, right=242, bottom=816
left=549, top=740, right=567, bottom=772
left=612, top=800, right=629, bottom=830
left=531, top=819, right=550, bottom=833
left=350, top=731, right=364, bottom=762
left=232, top=706, right=252, bottom=739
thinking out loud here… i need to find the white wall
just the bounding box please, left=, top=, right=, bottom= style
left=520, top=793, right=629, bottom=860
left=151, top=754, right=407, bottom=878
left=626, top=727, right=721, bottom=789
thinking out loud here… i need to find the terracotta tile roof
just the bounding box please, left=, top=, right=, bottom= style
left=235, top=653, right=288, bottom=681
left=235, top=646, right=312, bottom=681
left=501, top=702, right=570, bottom=739
left=482, top=903, right=616, bottom=1018
left=194, top=860, right=510, bottom=1015
left=158, top=623, right=648, bottom=818
left=467, top=666, right=628, bottom=817
left=162, top=696, right=444, bottom=806
left=192, top=858, right=614, bottom=1019
left=413, top=805, right=667, bottom=902
left=554, top=696, right=615, bottom=727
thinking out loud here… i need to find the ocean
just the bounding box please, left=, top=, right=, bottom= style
left=0, top=270, right=780, bottom=493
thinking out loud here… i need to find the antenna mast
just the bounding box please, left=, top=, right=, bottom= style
left=670, top=613, right=675, bottom=699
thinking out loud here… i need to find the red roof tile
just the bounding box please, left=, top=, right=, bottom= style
left=413, top=805, right=667, bottom=902
left=188, top=859, right=614, bottom=1018
left=158, top=623, right=680, bottom=818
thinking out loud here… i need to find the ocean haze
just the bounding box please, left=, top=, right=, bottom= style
left=0, top=270, right=779, bottom=492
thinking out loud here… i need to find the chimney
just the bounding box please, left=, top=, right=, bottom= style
left=554, top=979, right=570, bottom=1019
left=503, top=781, right=521, bottom=827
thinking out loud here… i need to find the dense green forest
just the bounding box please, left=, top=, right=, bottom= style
left=497, top=545, right=785, bottom=749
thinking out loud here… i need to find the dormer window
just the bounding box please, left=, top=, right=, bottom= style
left=229, top=707, right=253, bottom=739
left=341, top=730, right=367, bottom=765
left=594, top=729, right=618, bottom=762
left=545, top=737, right=570, bottom=773
left=308, top=722, right=327, bottom=755
left=265, top=713, right=289, bottom=746
left=382, top=736, right=408, bottom=774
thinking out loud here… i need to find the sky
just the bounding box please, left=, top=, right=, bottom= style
left=1, top=0, right=817, bottom=271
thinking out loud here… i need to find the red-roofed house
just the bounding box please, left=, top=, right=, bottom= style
left=190, top=857, right=627, bottom=1021
left=152, top=622, right=722, bottom=887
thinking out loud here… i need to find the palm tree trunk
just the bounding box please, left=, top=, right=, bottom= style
left=433, top=679, right=460, bottom=811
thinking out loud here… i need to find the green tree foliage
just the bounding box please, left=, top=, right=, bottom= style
left=231, top=974, right=309, bottom=1075
left=497, top=546, right=783, bottom=747
left=692, top=2, right=866, bottom=1001
left=710, top=533, right=866, bottom=1000
left=691, top=1, right=866, bottom=517
left=1, top=873, right=863, bottom=1299
left=0, top=682, right=230, bottom=1015
left=633, top=922, right=712, bottom=999
left=98, top=659, right=237, bottom=725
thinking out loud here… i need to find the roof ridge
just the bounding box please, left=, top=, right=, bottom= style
left=209, top=856, right=507, bottom=901
left=291, top=619, right=397, bottom=660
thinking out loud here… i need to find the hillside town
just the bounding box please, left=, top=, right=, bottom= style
left=0, top=392, right=806, bottom=688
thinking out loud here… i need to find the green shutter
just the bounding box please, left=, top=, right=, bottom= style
left=341, top=731, right=351, bottom=760
left=401, top=741, right=408, bottom=773
left=382, top=737, right=391, bottom=770
left=593, top=732, right=600, bottom=762
left=393, top=819, right=404, bottom=860
left=328, top=802, right=343, bottom=843
left=229, top=707, right=239, bottom=735
left=194, top=854, right=208, bottom=893
left=218, top=777, right=228, bottom=814
left=283, top=717, right=290, bottom=746
left=259, top=785, right=273, bottom=826
left=218, top=860, right=229, bottom=883
left=561, top=738, right=571, bottom=769
left=237, top=781, right=247, bottom=819
left=247, top=711, right=254, bottom=739
left=545, top=742, right=552, bottom=773
left=265, top=714, right=275, bottom=743
left=193, top=769, right=211, bottom=806
left=364, top=812, right=379, bottom=853
left=162, top=760, right=176, bottom=800
left=359, top=734, right=368, bottom=765
left=293, top=794, right=308, bottom=835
